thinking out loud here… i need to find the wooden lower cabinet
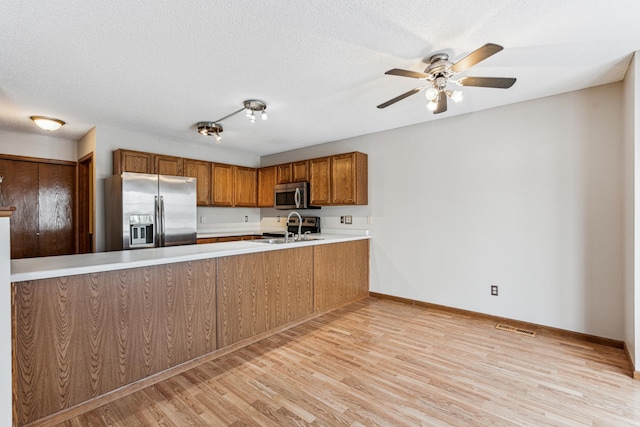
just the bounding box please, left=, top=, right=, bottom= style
left=314, top=239, right=370, bottom=311
left=12, top=240, right=369, bottom=425
left=217, top=247, right=314, bottom=347
left=12, top=259, right=217, bottom=426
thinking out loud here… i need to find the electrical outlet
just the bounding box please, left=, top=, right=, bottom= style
left=340, top=216, right=345, bottom=223
left=367, top=216, right=373, bottom=224
left=345, top=215, right=352, bottom=224
left=199, top=216, right=205, bottom=224
left=491, top=285, right=499, bottom=296
left=244, top=216, right=248, bottom=222
left=277, top=216, right=280, bottom=222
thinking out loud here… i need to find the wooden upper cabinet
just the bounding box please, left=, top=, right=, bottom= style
left=309, top=157, right=332, bottom=205
left=113, top=149, right=153, bottom=174
left=276, top=161, right=308, bottom=183
left=184, top=159, right=211, bottom=206
left=276, top=163, right=292, bottom=184
left=292, top=160, right=309, bottom=182
left=309, top=152, right=368, bottom=206
left=235, top=166, right=257, bottom=207
left=154, top=154, right=183, bottom=176
left=331, top=152, right=368, bottom=205
left=257, top=166, right=277, bottom=207
left=211, top=163, right=235, bottom=207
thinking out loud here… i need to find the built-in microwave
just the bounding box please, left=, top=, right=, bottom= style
left=274, top=182, right=319, bottom=210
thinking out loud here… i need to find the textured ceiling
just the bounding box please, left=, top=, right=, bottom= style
left=1, top=1, right=639, bottom=156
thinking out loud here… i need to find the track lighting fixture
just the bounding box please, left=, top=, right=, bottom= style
left=196, top=99, right=267, bottom=143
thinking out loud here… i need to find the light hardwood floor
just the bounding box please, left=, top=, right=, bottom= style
left=57, top=297, right=640, bottom=426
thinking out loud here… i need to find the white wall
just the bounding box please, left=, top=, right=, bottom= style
left=0, top=128, right=77, bottom=161
left=93, top=126, right=262, bottom=251
left=623, top=53, right=639, bottom=369
left=0, top=215, right=12, bottom=427
left=263, top=83, right=625, bottom=340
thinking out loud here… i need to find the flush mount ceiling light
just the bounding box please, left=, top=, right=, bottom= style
left=196, top=99, right=267, bottom=143
left=30, top=116, right=65, bottom=131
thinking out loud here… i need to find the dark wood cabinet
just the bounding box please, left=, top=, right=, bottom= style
left=0, top=157, right=76, bottom=259
left=184, top=159, right=211, bottom=206
left=257, top=166, right=277, bottom=207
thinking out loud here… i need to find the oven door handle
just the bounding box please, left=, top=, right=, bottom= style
left=294, top=187, right=301, bottom=209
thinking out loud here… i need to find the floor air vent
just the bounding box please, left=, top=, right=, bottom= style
left=495, top=323, right=536, bottom=337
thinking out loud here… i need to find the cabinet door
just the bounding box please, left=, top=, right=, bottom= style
left=184, top=159, right=211, bottom=206
left=154, top=154, right=183, bottom=176
left=292, top=160, right=309, bottom=182
left=234, top=167, right=257, bottom=207
left=211, top=163, right=234, bottom=207
left=113, top=149, right=153, bottom=174
left=276, top=163, right=292, bottom=184
left=38, top=163, right=76, bottom=257
left=330, top=152, right=368, bottom=205
left=314, top=239, right=369, bottom=311
left=257, top=166, right=277, bottom=207
left=0, top=159, right=39, bottom=258
left=309, top=157, right=331, bottom=205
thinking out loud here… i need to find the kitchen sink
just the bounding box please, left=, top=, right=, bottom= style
left=252, top=236, right=324, bottom=244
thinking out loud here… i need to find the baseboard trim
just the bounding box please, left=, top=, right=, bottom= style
left=368, top=292, right=625, bottom=350
left=26, top=294, right=369, bottom=427
left=623, top=342, right=640, bottom=381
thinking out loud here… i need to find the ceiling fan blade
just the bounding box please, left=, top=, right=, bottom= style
left=458, top=77, right=516, bottom=88
left=385, top=68, right=430, bottom=79
left=434, top=93, right=447, bottom=114
left=377, top=87, right=424, bottom=109
left=450, top=43, right=504, bottom=73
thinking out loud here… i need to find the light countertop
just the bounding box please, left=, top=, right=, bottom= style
left=11, top=233, right=370, bottom=282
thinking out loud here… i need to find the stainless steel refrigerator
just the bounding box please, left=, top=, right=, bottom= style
left=105, top=172, right=197, bottom=251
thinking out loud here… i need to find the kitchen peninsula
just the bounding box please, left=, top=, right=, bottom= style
left=10, top=233, right=370, bottom=426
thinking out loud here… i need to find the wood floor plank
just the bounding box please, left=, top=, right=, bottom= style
left=55, top=297, right=640, bottom=426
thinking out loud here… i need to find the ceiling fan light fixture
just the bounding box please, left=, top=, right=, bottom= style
left=425, top=87, right=439, bottom=101
left=427, top=100, right=438, bottom=111
left=30, top=116, right=65, bottom=131
left=261, top=110, right=268, bottom=121
left=451, top=90, right=463, bottom=103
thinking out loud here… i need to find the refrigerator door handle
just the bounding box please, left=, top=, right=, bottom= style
left=154, top=195, right=161, bottom=247
left=159, top=195, right=166, bottom=247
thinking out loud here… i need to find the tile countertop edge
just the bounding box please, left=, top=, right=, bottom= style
left=11, top=234, right=371, bottom=282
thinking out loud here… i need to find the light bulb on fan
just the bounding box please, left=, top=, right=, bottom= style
left=425, top=87, right=439, bottom=101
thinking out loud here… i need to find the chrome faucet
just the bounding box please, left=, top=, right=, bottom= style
left=286, top=211, right=302, bottom=242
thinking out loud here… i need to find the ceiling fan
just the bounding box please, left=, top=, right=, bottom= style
left=377, top=43, right=516, bottom=114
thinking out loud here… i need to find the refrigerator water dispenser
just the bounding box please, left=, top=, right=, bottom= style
left=129, top=215, right=154, bottom=247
